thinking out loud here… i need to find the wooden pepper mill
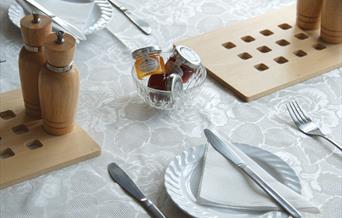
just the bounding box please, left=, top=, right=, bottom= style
left=321, top=0, right=342, bottom=44
left=296, top=0, right=323, bottom=30
left=39, top=31, right=79, bottom=136
left=19, top=14, right=52, bottom=118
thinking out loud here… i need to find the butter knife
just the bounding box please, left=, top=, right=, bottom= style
left=107, top=163, right=166, bottom=218
left=204, top=129, right=302, bottom=218
left=22, top=0, right=87, bottom=40
left=108, top=0, right=152, bottom=35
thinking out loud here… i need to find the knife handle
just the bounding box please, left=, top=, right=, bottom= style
left=140, top=198, right=166, bottom=218
left=240, top=165, right=302, bottom=218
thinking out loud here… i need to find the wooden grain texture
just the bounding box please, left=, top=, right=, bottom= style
left=0, top=89, right=101, bottom=189
left=40, top=32, right=79, bottom=136
left=175, top=5, right=342, bottom=101
left=19, top=14, right=52, bottom=118
left=296, top=0, right=322, bottom=30
left=44, top=32, right=76, bottom=67
left=321, top=0, right=342, bottom=44
left=20, top=14, right=51, bottom=46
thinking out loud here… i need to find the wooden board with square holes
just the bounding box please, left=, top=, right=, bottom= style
left=0, top=89, right=101, bottom=189
left=175, top=5, right=342, bottom=101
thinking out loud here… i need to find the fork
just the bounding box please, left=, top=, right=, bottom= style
left=286, top=100, right=342, bottom=152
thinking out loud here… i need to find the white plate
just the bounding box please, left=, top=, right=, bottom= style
left=164, top=144, right=301, bottom=218
left=8, top=0, right=113, bottom=36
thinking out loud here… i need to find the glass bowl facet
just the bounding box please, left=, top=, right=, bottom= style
left=131, top=63, right=207, bottom=110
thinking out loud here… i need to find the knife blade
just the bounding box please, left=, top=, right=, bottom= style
left=107, top=163, right=166, bottom=218
left=22, top=0, right=87, bottom=40
left=108, top=0, right=152, bottom=35
left=204, top=129, right=302, bottom=218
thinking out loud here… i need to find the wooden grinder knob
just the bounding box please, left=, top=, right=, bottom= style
left=40, top=31, right=79, bottom=136
left=20, top=14, right=52, bottom=46
left=45, top=31, right=76, bottom=67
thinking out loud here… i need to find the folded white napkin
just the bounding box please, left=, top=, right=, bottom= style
left=197, top=141, right=320, bottom=213
left=36, top=0, right=95, bottom=30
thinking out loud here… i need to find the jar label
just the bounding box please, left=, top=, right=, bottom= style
left=140, top=57, right=158, bottom=73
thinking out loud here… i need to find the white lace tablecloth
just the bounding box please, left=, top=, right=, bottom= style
left=0, top=0, right=341, bottom=217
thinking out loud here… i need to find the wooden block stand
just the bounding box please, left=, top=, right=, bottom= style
left=0, top=89, right=101, bottom=189
left=176, top=5, right=342, bottom=101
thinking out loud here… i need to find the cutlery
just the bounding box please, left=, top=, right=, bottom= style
left=204, top=129, right=302, bottom=218
left=21, top=0, right=87, bottom=40
left=286, top=100, right=342, bottom=152
left=108, top=0, right=152, bottom=35
left=107, top=162, right=166, bottom=218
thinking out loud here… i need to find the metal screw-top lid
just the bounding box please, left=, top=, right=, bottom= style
left=166, top=73, right=183, bottom=92
left=174, top=45, right=201, bottom=68
left=56, top=31, right=65, bottom=44
left=32, top=13, right=40, bottom=24
left=132, top=45, right=162, bottom=59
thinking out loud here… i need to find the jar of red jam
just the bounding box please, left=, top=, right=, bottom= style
left=165, top=45, right=201, bottom=83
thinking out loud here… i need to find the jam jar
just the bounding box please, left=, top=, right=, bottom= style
left=132, top=46, right=166, bottom=80
left=165, top=45, right=201, bottom=83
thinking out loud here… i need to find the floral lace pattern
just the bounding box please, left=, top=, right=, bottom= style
left=0, top=0, right=341, bottom=217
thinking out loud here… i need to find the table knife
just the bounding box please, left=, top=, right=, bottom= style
left=204, top=129, right=302, bottom=218
left=108, top=0, right=152, bottom=35
left=107, top=163, right=166, bottom=218
left=22, top=0, right=87, bottom=40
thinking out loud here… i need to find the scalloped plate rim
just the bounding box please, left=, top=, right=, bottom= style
left=7, top=0, right=113, bottom=36
left=164, top=143, right=301, bottom=218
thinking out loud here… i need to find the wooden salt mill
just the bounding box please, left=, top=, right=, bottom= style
left=39, top=31, right=79, bottom=136
left=296, top=0, right=323, bottom=30
left=19, top=14, right=51, bottom=118
left=321, top=0, right=342, bottom=44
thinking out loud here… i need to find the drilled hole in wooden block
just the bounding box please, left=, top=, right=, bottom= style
left=313, top=43, right=326, bottom=50
left=274, top=56, right=288, bottom=64
left=257, top=46, right=272, bottom=53
left=222, top=42, right=236, bottom=49
left=12, top=124, right=29, bottom=135
left=254, top=63, right=269, bottom=71
left=0, top=148, right=15, bottom=159
left=27, top=139, right=43, bottom=150
left=238, top=52, right=252, bottom=60
left=241, top=35, right=255, bottom=43
left=295, top=33, right=309, bottom=40
left=278, top=23, right=292, bottom=30
left=260, top=29, right=274, bottom=36
left=293, top=50, right=307, bottom=57
left=276, top=39, right=290, bottom=46
left=0, top=110, right=16, bottom=120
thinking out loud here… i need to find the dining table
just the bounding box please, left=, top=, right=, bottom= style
left=0, top=0, right=341, bottom=217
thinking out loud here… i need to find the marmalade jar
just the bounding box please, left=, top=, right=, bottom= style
left=132, top=46, right=165, bottom=80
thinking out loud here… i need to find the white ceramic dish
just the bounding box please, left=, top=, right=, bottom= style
left=164, top=144, right=301, bottom=218
left=8, top=0, right=113, bottom=37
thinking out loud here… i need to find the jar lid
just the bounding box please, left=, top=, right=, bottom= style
left=132, top=45, right=161, bottom=59
left=166, top=73, right=183, bottom=92
left=174, top=45, right=201, bottom=68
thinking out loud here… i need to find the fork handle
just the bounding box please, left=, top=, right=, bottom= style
left=318, top=135, right=342, bottom=152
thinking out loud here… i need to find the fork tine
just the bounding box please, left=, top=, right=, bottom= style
left=291, top=101, right=308, bottom=123
left=293, top=100, right=311, bottom=122
left=288, top=101, right=304, bottom=124
left=286, top=103, right=301, bottom=127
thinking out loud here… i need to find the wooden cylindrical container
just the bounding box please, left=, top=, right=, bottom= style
left=296, top=0, right=323, bottom=30
left=39, top=31, right=79, bottom=136
left=19, top=14, right=52, bottom=118
left=321, top=0, right=342, bottom=44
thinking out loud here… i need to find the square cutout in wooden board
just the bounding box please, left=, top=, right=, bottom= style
left=175, top=5, right=342, bottom=101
